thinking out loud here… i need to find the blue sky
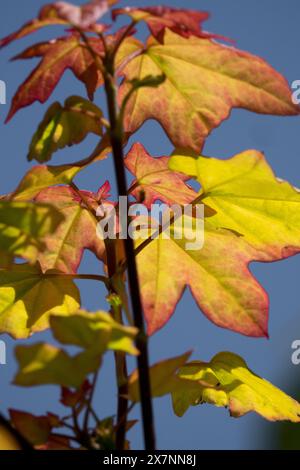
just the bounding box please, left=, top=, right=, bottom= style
left=1, top=0, right=300, bottom=450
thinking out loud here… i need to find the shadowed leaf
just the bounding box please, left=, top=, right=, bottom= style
left=50, top=310, right=138, bottom=355
left=112, top=6, right=211, bottom=43
left=0, top=1, right=118, bottom=48
left=125, top=142, right=197, bottom=207
left=170, top=150, right=300, bottom=261
left=136, top=217, right=269, bottom=337
left=9, top=410, right=60, bottom=446
left=14, top=309, right=138, bottom=387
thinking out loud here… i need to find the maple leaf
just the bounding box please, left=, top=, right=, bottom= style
left=34, top=185, right=106, bottom=273
left=60, top=379, right=92, bottom=407
left=0, top=263, right=80, bottom=339
left=0, top=201, right=63, bottom=265
left=12, top=165, right=83, bottom=202
left=120, top=30, right=299, bottom=153
left=170, top=150, right=300, bottom=261
left=14, top=310, right=138, bottom=387
left=28, top=96, right=103, bottom=163
left=9, top=410, right=61, bottom=447
left=12, top=136, right=110, bottom=201
left=6, top=31, right=142, bottom=121
left=125, top=143, right=197, bottom=207
left=172, top=352, right=300, bottom=422
left=0, top=1, right=118, bottom=49
left=136, top=218, right=269, bottom=337
left=112, top=6, right=212, bottom=43
left=50, top=310, right=138, bottom=355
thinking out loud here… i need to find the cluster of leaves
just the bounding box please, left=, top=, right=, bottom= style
left=0, top=0, right=300, bottom=450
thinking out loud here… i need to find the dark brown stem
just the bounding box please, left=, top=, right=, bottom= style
left=83, top=371, right=99, bottom=431
left=106, top=240, right=128, bottom=451
left=103, top=55, right=156, bottom=450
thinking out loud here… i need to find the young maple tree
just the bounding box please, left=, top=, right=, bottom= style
left=0, top=0, right=300, bottom=451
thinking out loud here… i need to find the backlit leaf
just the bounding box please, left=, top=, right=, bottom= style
left=125, top=143, right=197, bottom=207
left=28, top=96, right=103, bottom=163
left=9, top=410, right=60, bottom=446
left=120, top=30, right=299, bottom=153
left=0, top=263, right=80, bottom=338
left=112, top=6, right=211, bottom=43
left=128, top=351, right=191, bottom=402
left=14, top=310, right=137, bottom=387
left=12, top=135, right=110, bottom=202
left=136, top=218, right=269, bottom=337
left=172, top=352, right=300, bottom=422
left=170, top=150, right=300, bottom=261
left=6, top=34, right=104, bottom=122
left=6, top=32, right=142, bottom=121
left=0, top=1, right=118, bottom=49
left=0, top=201, right=63, bottom=264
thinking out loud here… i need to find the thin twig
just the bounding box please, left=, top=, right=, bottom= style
left=77, top=29, right=156, bottom=450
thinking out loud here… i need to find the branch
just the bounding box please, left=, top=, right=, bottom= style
left=102, top=54, right=156, bottom=450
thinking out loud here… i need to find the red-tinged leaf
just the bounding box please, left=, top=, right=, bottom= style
left=9, top=410, right=60, bottom=446
left=34, top=185, right=106, bottom=273
left=12, top=136, right=110, bottom=202
left=7, top=31, right=142, bottom=121
left=120, top=30, right=299, bottom=153
left=125, top=143, right=197, bottom=207
left=6, top=34, right=104, bottom=122
left=128, top=351, right=192, bottom=402
left=0, top=263, right=80, bottom=339
left=112, top=6, right=211, bottom=43
left=0, top=1, right=118, bottom=49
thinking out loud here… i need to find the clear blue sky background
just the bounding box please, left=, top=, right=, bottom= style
left=1, top=0, right=300, bottom=450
